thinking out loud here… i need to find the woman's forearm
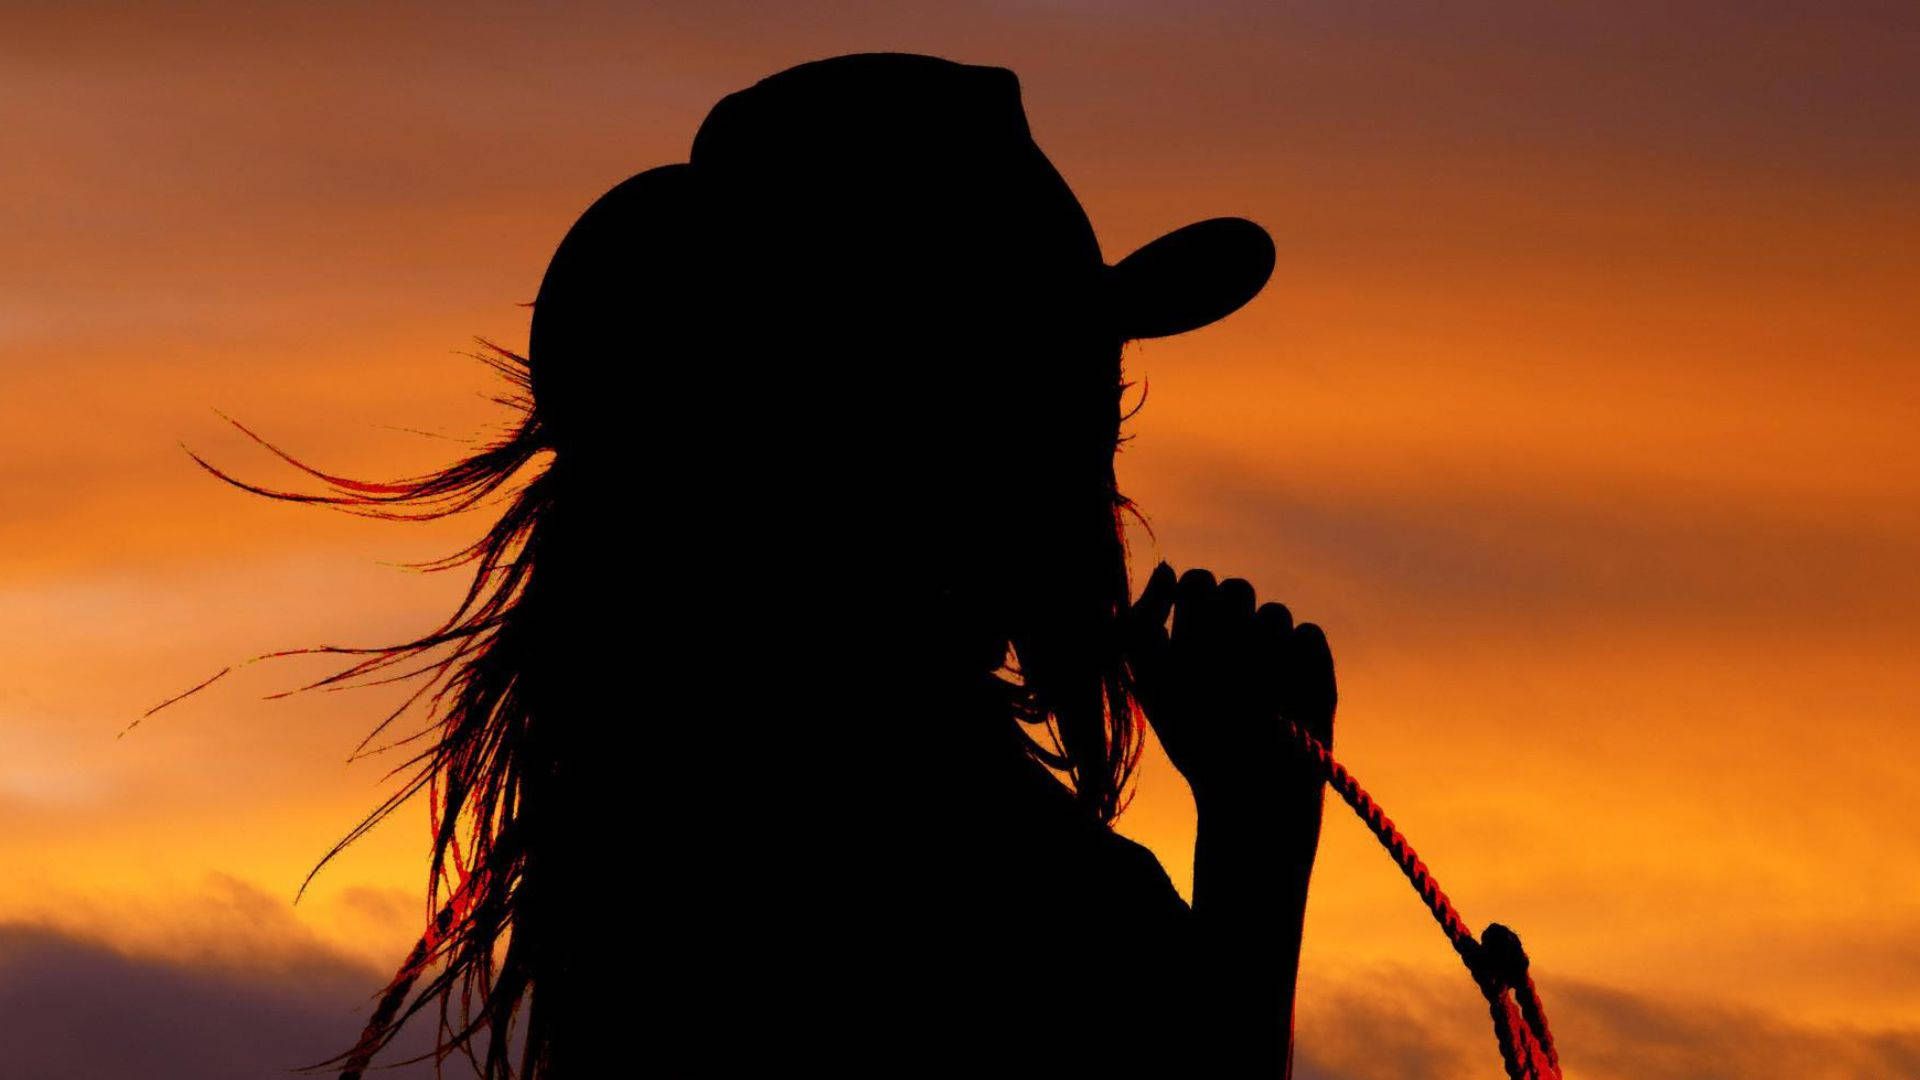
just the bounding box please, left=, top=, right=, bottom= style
left=1191, top=798, right=1321, bottom=1077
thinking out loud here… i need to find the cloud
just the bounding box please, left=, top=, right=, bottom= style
left=13, top=884, right=1911, bottom=1080
left=0, top=923, right=479, bottom=1080
left=1294, top=967, right=1920, bottom=1080
left=0, top=877, right=476, bottom=1080
left=1130, top=443, right=1920, bottom=633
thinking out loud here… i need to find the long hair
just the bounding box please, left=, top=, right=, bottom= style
left=192, top=334, right=1145, bottom=1077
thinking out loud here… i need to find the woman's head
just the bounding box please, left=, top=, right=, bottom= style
left=289, top=53, right=1274, bottom=1077
left=522, top=54, right=1272, bottom=807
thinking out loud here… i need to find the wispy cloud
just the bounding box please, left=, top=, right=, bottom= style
left=0, top=918, right=472, bottom=1080
left=10, top=916, right=1912, bottom=1080
left=1295, top=967, right=1920, bottom=1080
left=1127, top=440, right=1920, bottom=632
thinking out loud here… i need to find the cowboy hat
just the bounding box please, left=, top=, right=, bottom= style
left=528, top=53, right=1276, bottom=441
left=684, top=52, right=1275, bottom=342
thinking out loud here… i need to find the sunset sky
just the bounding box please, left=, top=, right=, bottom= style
left=3, top=3, right=1917, bottom=1077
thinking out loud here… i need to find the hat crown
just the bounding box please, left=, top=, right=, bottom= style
left=687, top=53, right=1105, bottom=281
left=692, top=53, right=1031, bottom=170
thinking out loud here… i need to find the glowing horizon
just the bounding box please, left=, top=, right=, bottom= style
left=3, top=5, right=1916, bottom=1077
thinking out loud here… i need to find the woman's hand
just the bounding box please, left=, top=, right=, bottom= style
left=1125, top=562, right=1336, bottom=831
left=1125, top=563, right=1335, bottom=1074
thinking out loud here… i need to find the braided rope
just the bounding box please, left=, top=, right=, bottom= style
left=1282, top=719, right=1564, bottom=1080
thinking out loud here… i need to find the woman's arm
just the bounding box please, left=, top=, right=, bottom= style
left=1190, top=783, right=1323, bottom=1073
left=1127, top=563, right=1336, bottom=1077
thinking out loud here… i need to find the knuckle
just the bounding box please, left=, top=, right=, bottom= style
left=1176, top=567, right=1216, bottom=591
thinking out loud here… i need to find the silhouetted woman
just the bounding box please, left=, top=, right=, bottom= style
left=243, top=53, right=1335, bottom=1078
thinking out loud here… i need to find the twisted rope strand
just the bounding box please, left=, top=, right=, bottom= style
left=1518, top=975, right=1561, bottom=1072
left=1281, top=718, right=1563, bottom=1080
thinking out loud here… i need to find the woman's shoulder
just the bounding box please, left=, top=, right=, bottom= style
left=993, top=755, right=1190, bottom=919
left=1102, top=830, right=1185, bottom=904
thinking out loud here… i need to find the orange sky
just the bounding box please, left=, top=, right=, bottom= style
left=3, top=4, right=1917, bottom=1077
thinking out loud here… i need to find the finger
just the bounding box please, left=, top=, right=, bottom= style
left=1214, top=579, right=1259, bottom=706
left=1171, top=567, right=1216, bottom=644
left=1217, top=577, right=1256, bottom=624
left=1252, top=601, right=1294, bottom=716
left=1132, top=561, right=1178, bottom=630
left=1286, top=622, right=1337, bottom=747
left=1253, top=601, right=1294, bottom=637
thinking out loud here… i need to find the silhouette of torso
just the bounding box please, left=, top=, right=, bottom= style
left=575, top=749, right=1195, bottom=1076
left=530, top=562, right=1199, bottom=1075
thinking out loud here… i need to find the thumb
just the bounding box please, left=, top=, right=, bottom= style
left=1131, top=561, right=1178, bottom=630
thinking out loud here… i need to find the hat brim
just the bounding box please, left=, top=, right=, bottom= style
left=1109, top=217, right=1275, bottom=340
